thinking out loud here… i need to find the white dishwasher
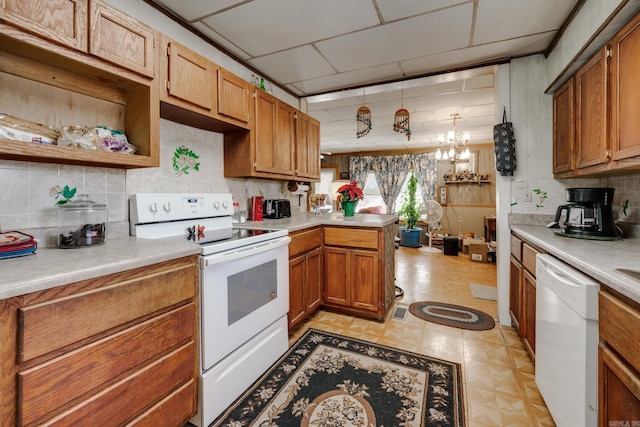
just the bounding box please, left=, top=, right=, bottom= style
left=535, top=254, right=599, bottom=427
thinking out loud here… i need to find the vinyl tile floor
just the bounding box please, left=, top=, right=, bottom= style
left=288, top=246, right=556, bottom=427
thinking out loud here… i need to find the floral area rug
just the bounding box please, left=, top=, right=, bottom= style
left=212, top=329, right=465, bottom=427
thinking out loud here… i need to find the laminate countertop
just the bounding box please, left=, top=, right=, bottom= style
left=0, top=237, right=201, bottom=300
left=240, top=212, right=399, bottom=232
left=511, top=225, right=640, bottom=304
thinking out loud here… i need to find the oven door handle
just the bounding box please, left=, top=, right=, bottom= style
left=201, top=236, right=291, bottom=268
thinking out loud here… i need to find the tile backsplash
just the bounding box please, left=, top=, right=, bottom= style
left=0, top=119, right=306, bottom=246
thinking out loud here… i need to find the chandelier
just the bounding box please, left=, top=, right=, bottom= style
left=436, top=113, right=470, bottom=164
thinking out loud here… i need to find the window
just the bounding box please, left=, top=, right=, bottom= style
left=394, top=173, right=424, bottom=214
left=357, top=172, right=386, bottom=213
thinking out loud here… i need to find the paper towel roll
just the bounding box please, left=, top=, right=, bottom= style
left=290, top=184, right=310, bottom=194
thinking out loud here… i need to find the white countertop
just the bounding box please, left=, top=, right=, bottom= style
left=240, top=212, right=399, bottom=232
left=0, top=237, right=201, bottom=300
left=511, top=225, right=640, bottom=303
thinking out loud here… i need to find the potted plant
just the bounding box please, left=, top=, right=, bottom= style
left=336, top=181, right=364, bottom=216
left=397, top=172, right=422, bottom=247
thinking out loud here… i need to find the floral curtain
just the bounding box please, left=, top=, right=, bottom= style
left=348, top=151, right=439, bottom=214
left=348, top=155, right=374, bottom=189
left=371, top=154, right=412, bottom=214
left=413, top=152, right=438, bottom=201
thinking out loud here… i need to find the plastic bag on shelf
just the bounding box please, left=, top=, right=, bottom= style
left=0, top=113, right=59, bottom=144
left=57, top=125, right=99, bottom=150
left=93, top=126, right=137, bottom=154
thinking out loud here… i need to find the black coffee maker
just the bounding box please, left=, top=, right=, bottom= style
left=550, top=188, right=619, bottom=240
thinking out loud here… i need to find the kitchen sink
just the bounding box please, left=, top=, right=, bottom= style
left=616, top=268, right=640, bottom=282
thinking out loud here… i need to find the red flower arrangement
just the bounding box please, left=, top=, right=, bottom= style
left=336, top=181, right=364, bottom=202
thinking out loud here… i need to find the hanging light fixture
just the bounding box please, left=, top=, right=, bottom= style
left=356, top=90, right=372, bottom=138
left=393, top=84, right=411, bottom=140
left=436, top=113, right=470, bottom=164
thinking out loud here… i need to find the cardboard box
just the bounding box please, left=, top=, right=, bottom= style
left=462, top=236, right=484, bottom=255
left=469, top=241, right=488, bottom=262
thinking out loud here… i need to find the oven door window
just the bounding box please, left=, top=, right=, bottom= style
left=228, top=259, right=277, bottom=325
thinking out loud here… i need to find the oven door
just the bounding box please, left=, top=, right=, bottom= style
left=200, top=235, right=290, bottom=371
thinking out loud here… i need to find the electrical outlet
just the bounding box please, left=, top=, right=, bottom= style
left=243, top=187, right=249, bottom=198
left=457, top=216, right=463, bottom=223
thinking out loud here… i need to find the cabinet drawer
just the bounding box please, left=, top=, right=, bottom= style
left=510, top=234, right=522, bottom=260
left=129, top=380, right=196, bottom=426
left=289, top=227, right=322, bottom=258
left=19, top=260, right=196, bottom=362
left=522, top=243, right=541, bottom=275
left=600, top=291, right=640, bottom=373
left=324, top=227, right=378, bottom=249
left=26, top=342, right=195, bottom=426
left=18, top=304, right=195, bottom=425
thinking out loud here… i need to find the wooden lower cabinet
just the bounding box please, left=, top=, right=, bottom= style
left=509, top=255, right=523, bottom=332
left=599, top=289, right=640, bottom=426
left=0, top=256, right=199, bottom=426
left=288, top=227, right=322, bottom=329
left=323, top=227, right=386, bottom=319
left=509, top=232, right=542, bottom=360
left=522, top=269, right=536, bottom=358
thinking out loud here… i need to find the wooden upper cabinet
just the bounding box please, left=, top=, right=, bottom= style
left=89, top=0, right=155, bottom=78
left=163, top=39, right=214, bottom=111
left=0, top=0, right=88, bottom=52
left=575, top=46, right=609, bottom=170
left=296, top=111, right=321, bottom=180
left=552, top=78, right=575, bottom=174
left=217, top=69, right=251, bottom=124
left=277, top=100, right=296, bottom=176
left=254, top=90, right=278, bottom=174
left=610, top=13, right=640, bottom=161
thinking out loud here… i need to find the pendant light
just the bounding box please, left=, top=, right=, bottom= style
left=356, top=90, right=372, bottom=138
left=393, top=84, right=411, bottom=140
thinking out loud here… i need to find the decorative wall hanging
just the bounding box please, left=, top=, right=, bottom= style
left=393, top=85, right=411, bottom=140
left=173, top=145, right=200, bottom=176
left=356, top=90, right=372, bottom=138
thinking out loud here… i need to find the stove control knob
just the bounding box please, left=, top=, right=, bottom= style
left=163, top=203, right=171, bottom=213
left=222, top=200, right=229, bottom=209
left=213, top=201, right=220, bottom=210
left=149, top=203, right=158, bottom=213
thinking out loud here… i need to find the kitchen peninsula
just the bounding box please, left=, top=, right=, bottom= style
left=244, top=212, right=398, bottom=326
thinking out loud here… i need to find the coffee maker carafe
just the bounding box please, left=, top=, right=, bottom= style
left=550, top=188, right=619, bottom=239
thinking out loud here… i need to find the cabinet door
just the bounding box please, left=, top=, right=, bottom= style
left=89, top=0, right=155, bottom=78
left=610, top=14, right=640, bottom=161
left=217, top=69, right=251, bottom=124
left=575, top=47, right=609, bottom=169
left=324, top=247, right=350, bottom=306
left=350, top=250, right=379, bottom=313
left=277, top=101, right=296, bottom=176
left=306, top=247, right=323, bottom=313
left=599, top=346, right=640, bottom=426
left=296, top=112, right=321, bottom=180
left=1, top=0, right=88, bottom=52
left=522, top=269, right=536, bottom=358
left=553, top=78, right=575, bottom=174
left=165, top=40, right=213, bottom=111
left=254, top=90, right=278, bottom=174
left=288, top=254, right=307, bottom=328
left=509, top=255, right=523, bottom=332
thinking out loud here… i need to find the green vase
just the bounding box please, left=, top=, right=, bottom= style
left=342, top=200, right=358, bottom=216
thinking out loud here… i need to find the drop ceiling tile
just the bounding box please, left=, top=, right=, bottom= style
left=248, top=46, right=335, bottom=84
left=191, top=22, right=251, bottom=60
left=317, top=3, right=473, bottom=72
left=474, top=0, right=575, bottom=45
left=376, top=0, right=465, bottom=22
left=293, top=63, right=403, bottom=95
left=155, top=0, right=244, bottom=21
left=202, top=0, right=379, bottom=57
left=401, top=34, right=552, bottom=76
